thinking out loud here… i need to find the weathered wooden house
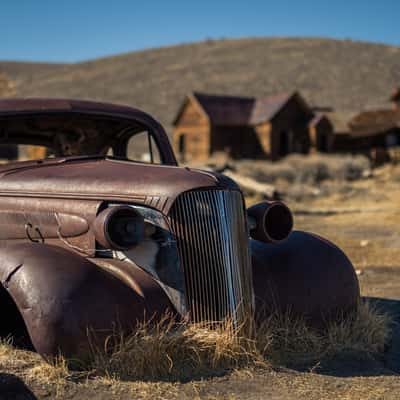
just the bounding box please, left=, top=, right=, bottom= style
left=308, top=113, right=335, bottom=153
left=318, top=103, right=400, bottom=163
left=390, top=87, right=400, bottom=109
left=348, top=108, right=400, bottom=160
left=172, top=92, right=314, bottom=162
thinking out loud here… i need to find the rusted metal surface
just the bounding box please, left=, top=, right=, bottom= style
left=251, top=231, right=360, bottom=322
left=0, top=158, right=238, bottom=215
left=0, top=98, right=360, bottom=361
left=247, top=201, right=293, bottom=243
left=0, top=243, right=172, bottom=360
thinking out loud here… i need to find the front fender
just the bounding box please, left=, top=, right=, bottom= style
left=0, top=243, right=172, bottom=360
left=251, top=230, right=360, bottom=323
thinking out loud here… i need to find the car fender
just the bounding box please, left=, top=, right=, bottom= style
left=0, top=243, right=172, bottom=360
left=251, top=230, right=360, bottom=323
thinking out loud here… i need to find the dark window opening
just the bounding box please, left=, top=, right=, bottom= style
left=318, top=133, right=329, bottom=152
left=279, top=130, right=290, bottom=157
left=178, top=134, right=186, bottom=161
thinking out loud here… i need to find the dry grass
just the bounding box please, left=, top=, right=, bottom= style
left=234, top=154, right=371, bottom=186
left=256, top=300, right=391, bottom=367
left=0, top=299, right=392, bottom=399
left=26, top=356, right=70, bottom=386
left=69, top=299, right=391, bottom=382
left=85, top=314, right=262, bottom=382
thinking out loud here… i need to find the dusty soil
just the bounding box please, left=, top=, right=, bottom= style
left=1, top=166, right=400, bottom=399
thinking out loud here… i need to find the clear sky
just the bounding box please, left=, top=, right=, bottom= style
left=2, top=0, right=399, bottom=63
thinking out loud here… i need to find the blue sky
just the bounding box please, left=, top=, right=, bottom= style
left=2, top=0, right=399, bottom=62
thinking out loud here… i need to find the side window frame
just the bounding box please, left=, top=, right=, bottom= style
left=114, top=129, right=163, bottom=164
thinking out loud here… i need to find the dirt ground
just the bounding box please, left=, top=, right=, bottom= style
left=1, top=165, right=400, bottom=399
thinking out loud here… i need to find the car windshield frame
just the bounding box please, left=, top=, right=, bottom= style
left=0, top=100, right=178, bottom=166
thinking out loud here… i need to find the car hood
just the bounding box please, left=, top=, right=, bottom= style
left=0, top=157, right=239, bottom=214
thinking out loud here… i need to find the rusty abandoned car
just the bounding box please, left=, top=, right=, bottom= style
left=0, top=99, right=360, bottom=361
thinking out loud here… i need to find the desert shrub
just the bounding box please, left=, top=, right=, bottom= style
left=233, top=154, right=371, bottom=186
left=256, top=300, right=391, bottom=368
left=234, top=160, right=296, bottom=183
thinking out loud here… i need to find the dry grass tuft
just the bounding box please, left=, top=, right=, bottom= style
left=25, top=356, right=70, bottom=399
left=324, top=300, right=391, bottom=356
left=26, top=355, right=70, bottom=386
left=85, top=314, right=263, bottom=381
left=255, top=299, right=392, bottom=367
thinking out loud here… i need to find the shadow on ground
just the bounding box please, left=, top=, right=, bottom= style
left=368, top=297, right=400, bottom=374
left=0, top=373, right=37, bottom=400
left=291, top=297, right=400, bottom=378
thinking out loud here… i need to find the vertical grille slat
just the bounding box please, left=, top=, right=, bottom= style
left=169, top=190, right=254, bottom=327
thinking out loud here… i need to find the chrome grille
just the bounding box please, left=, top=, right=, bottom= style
left=169, top=190, right=254, bottom=327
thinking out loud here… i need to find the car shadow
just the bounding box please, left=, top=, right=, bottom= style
left=290, top=296, right=400, bottom=378
left=367, top=296, right=400, bottom=375
left=0, top=373, right=37, bottom=400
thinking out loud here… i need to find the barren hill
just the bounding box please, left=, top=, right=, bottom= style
left=1, top=37, right=400, bottom=134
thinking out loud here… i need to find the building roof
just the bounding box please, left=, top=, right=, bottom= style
left=349, top=108, right=400, bottom=136
left=308, top=112, right=332, bottom=128
left=250, top=92, right=302, bottom=124
left=324, top=111, right=355, bottom=134
left=173, top=91, right=311, bottom=127
left=191, top=92, right=255, bottom=125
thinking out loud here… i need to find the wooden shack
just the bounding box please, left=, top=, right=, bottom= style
left=316, top=106, right=400, bottom=164
left=172, top=91, right=314, bottom=162
left=390, top=87, right=400, bottom=109
left=308, top=113, right=334, bottom=153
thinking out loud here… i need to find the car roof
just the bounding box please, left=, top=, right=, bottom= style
left=0, top=98, right=158, bottom=125
left=0, top=98, right=177, bottom=164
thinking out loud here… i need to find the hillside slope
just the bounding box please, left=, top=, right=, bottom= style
left=2, top=37, right=400, bottom=133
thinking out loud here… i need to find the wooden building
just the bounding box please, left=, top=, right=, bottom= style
left=390, top=87, right=400, bottom=109
left=318, top=106, right=400, bottom=164
left=308, top=113, right=335, bottom=153
left=172, top=92, right=314, bottom=162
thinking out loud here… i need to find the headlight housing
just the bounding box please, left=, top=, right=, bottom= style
left=247, top=201, right=293, bottom=243
left=92, top=205, right=145, bottom=250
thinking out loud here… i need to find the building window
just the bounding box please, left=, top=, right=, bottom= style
left=178, top=134, right=186, bottom=161
left=279, top=130, right=292, bottom=157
